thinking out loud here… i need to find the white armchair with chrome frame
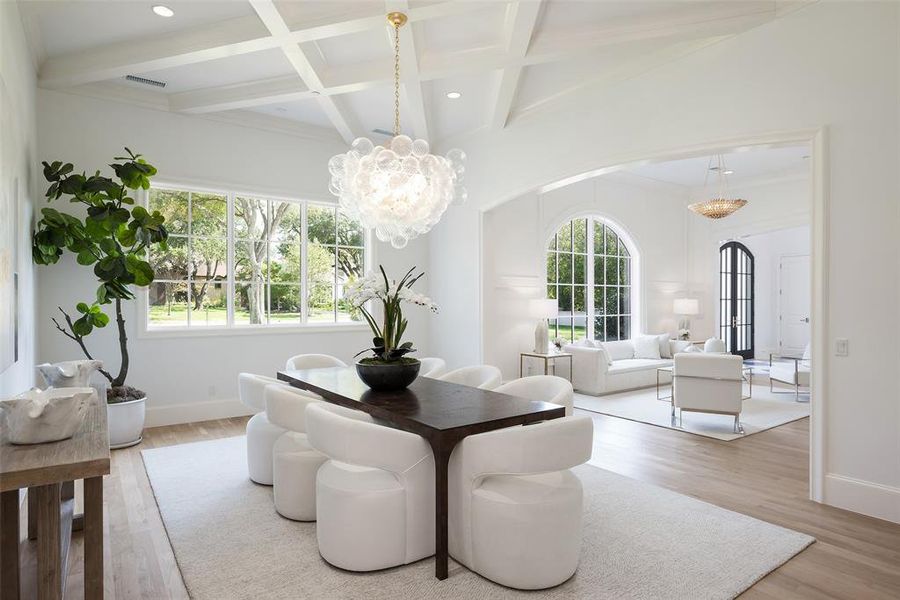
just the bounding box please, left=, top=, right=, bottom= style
left=672, top=353, right=745, bottom=434
left=769, top=343, right=811, bottom=402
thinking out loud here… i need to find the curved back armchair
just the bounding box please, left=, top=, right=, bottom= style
left=448, top=415, right=593, bottom=589
left=438, top=365, right=502, bottom=390
left=418, top=357, right=447, bottom=378
left=284, top=354, right=347, bottom=371
left=306, top=403, right=435, bottom=571
left=494, top=375, right=574, bottom=416
left=703, top=338, right=727, bottom=354
left=238, top=373, right=288, bottom=485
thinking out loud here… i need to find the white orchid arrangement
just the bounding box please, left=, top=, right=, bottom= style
left=345, top=266, right=438, bottom=363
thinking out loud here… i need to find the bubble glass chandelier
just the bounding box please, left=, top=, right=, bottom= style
left=327, top=12, right=466, bottom=249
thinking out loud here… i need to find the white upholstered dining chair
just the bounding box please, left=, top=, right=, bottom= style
left=672, top=353, right=744, bottom=433
left=305, top=402, right=436, bottom=571
left=418, top=357, right=447, bottom=378
left=494, top=375, right=574, bottom=416
left=284, top=353, right=347, bottom=371
left=238, top=373, right=288, bottom=485
left=265, top=384, right=327, bottom=521
left=448, top=415, right=594, bottom=589
left=438, top=365, right=502, bottom=390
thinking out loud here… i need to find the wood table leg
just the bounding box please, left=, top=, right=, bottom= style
left=35, top=483, right=62, bottom=600
left=431, top=441, right=452, bottom=580
left=27, top=487, right=37, bottom=540
left=84, top=476, right=104, bottom=599
left=0, top=489, right=20, bottom=600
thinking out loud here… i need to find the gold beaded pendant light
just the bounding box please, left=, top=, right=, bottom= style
left=688, top=155, right=748, bottom=219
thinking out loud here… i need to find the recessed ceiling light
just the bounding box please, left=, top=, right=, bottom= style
left=152, top=5, right=174, bottom=17
left=723, top=169, right=734, bottom=175
left=446, top=91, right=461, bottom=99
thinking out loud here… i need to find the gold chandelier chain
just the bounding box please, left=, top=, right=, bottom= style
left=393, top=22, right=401, bottom=137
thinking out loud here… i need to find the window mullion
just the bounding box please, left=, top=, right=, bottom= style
left=300, top=202, right=308, bottom=324
left=586, top=217, right=594, bottom=340
left=226, top=192, right=234, bottom=328
left=186, top=191, right=192, bottom=328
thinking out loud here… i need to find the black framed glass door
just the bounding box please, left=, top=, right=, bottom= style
left=719, top=241, right=754, bottom=359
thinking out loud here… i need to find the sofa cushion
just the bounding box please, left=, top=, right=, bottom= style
left=656, top=333, right=672, bottom=358
left=634, top=335, right=662, bottom=360
left=608, top=358, right=672, bottom=374
left=602, top=340, right=634, bottom=361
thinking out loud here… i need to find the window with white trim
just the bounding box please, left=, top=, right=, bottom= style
left=146, top=184, right=367, bottom=329
left=546, top=216, right=633, bottom=342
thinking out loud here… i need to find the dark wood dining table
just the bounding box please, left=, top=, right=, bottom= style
left=277, top=367, right=566, bottom=580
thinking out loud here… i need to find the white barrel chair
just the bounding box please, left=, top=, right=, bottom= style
left=284, top=353, right=347, bottom=370
left=439, top=365, right=502, bottom=390
left=494, top=375, right=574, bottom=416
left=266, top=384, right=328, bottom=521
left=449, top=416, right=594, bottom=590
left=306, top=402, right=435, bottom=571
left=418, top=357, right=447, bottom=378
left=703, top=338, right=727, bottom=353
left=239, top=373, right=288, bottom=485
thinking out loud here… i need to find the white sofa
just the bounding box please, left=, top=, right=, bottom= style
left=563, top=337, right=692, bottom=395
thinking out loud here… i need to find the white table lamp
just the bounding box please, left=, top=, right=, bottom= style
left=529, top=299, right=558, bottom=354
left=673, top=297, right=700, bottom=332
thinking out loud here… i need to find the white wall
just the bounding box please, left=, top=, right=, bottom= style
left=36, top=89, right=430, bottom=426
left=0, top=1, right=38, bottom=398
left=483, top=174, right=691, bottom=379
left=686, top=175, right=812, bottom=350
left=431, top=2, right=900, bottom=522
left=742, top=225, right=810, bottom=358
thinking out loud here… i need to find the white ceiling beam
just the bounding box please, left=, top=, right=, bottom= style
left=158, top=2, right=775, bottom=115
left=385, top=1, right=429, bottom=141
left=169, top=76, right=314, bottom=113
left=37, top=2, right=487, bottom=90
left=39, top=16, right=275, bottom=89
left=489, top=1, right=544, bottom=131
left=249, top=0, right=358, bottom=143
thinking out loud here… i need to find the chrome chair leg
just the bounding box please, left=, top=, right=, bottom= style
left=733, top=415, right=744, bottom=434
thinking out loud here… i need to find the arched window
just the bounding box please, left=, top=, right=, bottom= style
left=546, top=217, right=633, bottom=342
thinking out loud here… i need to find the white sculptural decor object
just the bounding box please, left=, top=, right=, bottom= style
left=327, top=12, right=466, bottom=249
left=1, top=387, right=94, bottom=444
left=37, top=359, right=104, bottom=388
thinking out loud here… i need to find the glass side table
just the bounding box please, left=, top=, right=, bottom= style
left=519, top=352, right=573, bottom=381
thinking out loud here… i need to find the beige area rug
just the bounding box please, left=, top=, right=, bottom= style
left=574, top=376, right=810, bottom=441
left=142, top=436, right=813, bottom=599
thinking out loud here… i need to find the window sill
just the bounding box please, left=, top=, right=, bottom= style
left=137, top=322, right=370, bottom=340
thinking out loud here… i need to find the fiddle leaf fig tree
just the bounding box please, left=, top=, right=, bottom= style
left=32, top=148, right=168, bottom=401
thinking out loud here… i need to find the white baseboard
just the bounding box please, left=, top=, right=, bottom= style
left=144, top=398, right=255, bottom=428
left=824, top=473, right=900, bottom=524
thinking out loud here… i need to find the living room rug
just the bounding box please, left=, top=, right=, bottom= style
left=573, top=377, right=809, bottom=441
left=142, top=436, right=813, bottom=599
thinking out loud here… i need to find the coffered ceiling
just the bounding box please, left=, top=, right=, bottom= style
left=21, top=0, right=813, bottom=144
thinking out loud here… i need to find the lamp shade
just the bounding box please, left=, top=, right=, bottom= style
left=673, top=298, right=699, bottom=315
left=529, top=298, right=558, bottom=319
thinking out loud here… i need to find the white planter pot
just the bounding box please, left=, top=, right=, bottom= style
left=107, top=395, right=146, bottom=449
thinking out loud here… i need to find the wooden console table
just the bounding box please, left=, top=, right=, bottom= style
left=0, top=393, right=110, bottom=599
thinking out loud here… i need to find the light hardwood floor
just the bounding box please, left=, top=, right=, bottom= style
left=17, top=412, right=900, bottom=599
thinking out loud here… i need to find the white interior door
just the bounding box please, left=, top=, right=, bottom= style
left=779, top=254, right=810, bottom=356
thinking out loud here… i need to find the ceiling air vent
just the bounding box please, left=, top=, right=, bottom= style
left=125, top=75, right=166, bottom=88
left=372, top=128, right=393, bottom=137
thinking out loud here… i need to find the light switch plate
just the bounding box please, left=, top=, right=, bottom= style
left=835, top=338, right=849, bottom=356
